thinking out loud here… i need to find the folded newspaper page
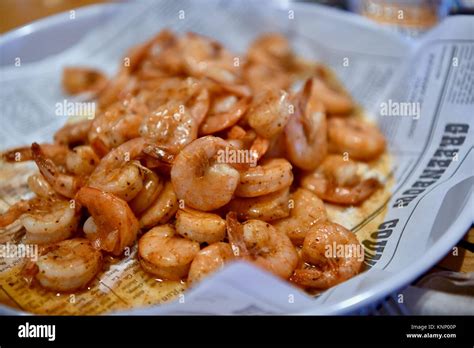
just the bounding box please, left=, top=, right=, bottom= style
left=0, top=0, right=472, bottom=314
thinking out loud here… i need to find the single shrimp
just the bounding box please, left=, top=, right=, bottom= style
left=139, top=181, right=178, bottom=229
left=311, top=77, right=354, bottom=115
left=3, top=143, right=69, bottom=164
left=89, top=97, right=147, bottom=152
left=285, top=78, right=328, bottom=171
left=88, top=138, right=146, bottom=201
left=188, top=242, right=234, bottom=286
left=62, top=67, right=107, bottom=95
left=290, top=221, right=364, bottom=289
left=29, top=238, right=102, bottom=292
left=226, top=213, right=298, bottom=279
left=21, top=199, right=80, bottom=244
left=75, top=186, right=139, bottom=256
left=301, top=154, right=381, bottom=205
left=175, top=208, right=226, bottom=244
left=328, top=118, right=386, bottom=161
left=273, top=188, right=327, bottom=246
left=235, top=158, right=293, bottom=198
left=246, top=89, right=291, bottom=139
left=0, top=198, right=43, bottom=228
left=139, top=101, right=199, bottom=154
left=138, top=225, right=200, bottom=280
left=54, top=119, right=92, bottom=146
left=65, top=145, right=100, bottom=176
left=199, top=95, right=250, bottom=135
left=170, top=136, right=240, bottom=211
left=128, top=167, right=163, bottom=215
left=31, top=143, right=83, bottom=199
left=227, top=186, right=290, bottom=222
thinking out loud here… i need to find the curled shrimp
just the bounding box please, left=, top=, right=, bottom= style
left=235, top=158, right=293, bottom=198
left=311, top=77, right=354, bottom=115
left=138, top=224, right=200, bottom=280
left=226, top=213, right=298, bottom=279
left=188, top=242, right=234, bottom=286
left=175, top=208, right=226, bottom=244
left=28, top=238, right=102, bottom=292
left=62, top=67, right=107, bottom=95
left=65, top=145, right=100, bottom=176
left=199, top=94, right=250, bottom=135
left=291, top=221, right=364, bottom=289
left=139, top=181, right=178, bottom=229
left=21, top=199, right=80, bottom=245
left=76, top=186, right=139, bottom=256
left=273, top=188, right=327, bottom=246
left=247, top=33, right=293, bottom=70
left=31, top=143, right=83, bottom=199
left=246, top=90, right=290, bottom=139
left=170, top=136, right=240, bottom=211
left=88, top=138, right=146, bottom=201
left=285, top=78, right=328, bottom=171
left=227, top=187, right=290, bottom=222
left=328, top=118, right=386, bottom=161
left=301, top=155, right=381, bottom=205
left=54, top=119, right=92, bottom=146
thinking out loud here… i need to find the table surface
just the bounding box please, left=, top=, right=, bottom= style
left=1, top=0, right=473, bottom=276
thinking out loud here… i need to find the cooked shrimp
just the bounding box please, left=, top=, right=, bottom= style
left=328, top=118, right=386, bottom=161
left=235, top=158, right=293, bottom=198
left=246, top=90, right=290, bottom=139
left=199, top=95, right=250, bottom=135
left=170, top=136, right=240, bottom=211
left=285, top=78, right=328, bottom=170
left=3, top=143, right=68, bottom=164
left=89, top=97, right=147, bottom=152
left=129, top=168, right=163, bottom=215
left=140, top=101, right=199, bottom=153
left=31, top=143, right=83, bottom=199
left=76, top=186, right=139, bottom=256
left=88, top=138, right=146, bottom=201
left=175, top=208, right=226, bottom=244
left=227, top=187, right=290, bottom=222
left=273, top=188, right=327, bottom=245
left=0, top=198, right=43, bottom=228
left=65, top=145, right=100, bottom=176
left=21, top=199, right=80, bottom=244
left=311, top=77, right=354, bottom=115
left=226, top=213, right=298, bottom=279
left=291, top=221, right=363, bottom=289
left=138, top=225, right=200, bottom=280
left=188, top=242, right=234, bottom=286
left=247, top=33, right=293, bottom=70
left=62, top=67, right=107, bottom=95
left=31, top=238, right=102, bottom=292
left=139, top=181, right=178, bottom=229
left=54, top=119, right=92, bottom=146
left=27, top=174, right=56, bottom=198
left=301, top=154, right=381, bottom=205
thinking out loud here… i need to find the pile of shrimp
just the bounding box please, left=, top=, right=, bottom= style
left=0, top=30, right=386, bottom=293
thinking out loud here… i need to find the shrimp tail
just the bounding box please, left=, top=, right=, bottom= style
left=225, top=212, right=249, bottom=258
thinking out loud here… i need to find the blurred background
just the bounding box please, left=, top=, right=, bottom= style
left=1, top=0, right=473, bottom=35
